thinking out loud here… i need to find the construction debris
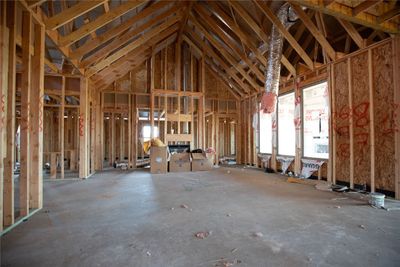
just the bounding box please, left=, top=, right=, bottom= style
left=252, top=232, right=264, bottom=238
left=194, top=231, right=212, bottom=239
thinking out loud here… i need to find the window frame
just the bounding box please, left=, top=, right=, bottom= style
left=301, top=81, right=329, bottom=160
left=277, top=90, right=296, bottom=157
left=258, top=104, right=273, bottom=155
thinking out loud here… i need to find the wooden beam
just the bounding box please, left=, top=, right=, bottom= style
left=3, top=0, right=17, bottom=227
left=45, top=1, right=107, bottom=30
left=194, top=5, right=264, bottom=82
left=79, top=77, right=89, bottom=178
left=190, top=15, right=261, bottom=92
left=80, top=7, right=182, bottom=68
left=337, top=19, right=365, bottom=49
left=252, top=0, right=314, bottom=70
left=290, top=3, right=337, bottom=61
left=20, top=11, right=32, bottom=217
left=29, top=22, right=45, bottom=209
left=59, top=1, right=146, bottom=47
left=86, top=15, right=181, bottom=77
left=353, top=0, right=383, bottom=16
left=185, top=28, right=250, bottom=95
left=70, top=1, right=172, bottom=60
left=290, top=0, right=399, bottom=34
left=377, top=6, right=400, bottom=24
left=208, top=1, right=296, bottom=76
left=27, top=0, right=47, bottom=8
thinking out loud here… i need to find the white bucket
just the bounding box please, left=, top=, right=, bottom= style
left=369, top=193, right=385, bottom=208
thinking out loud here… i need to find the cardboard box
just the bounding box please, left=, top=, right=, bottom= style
left=150, top=146, right=168, bottom=174
left=191, top=152, right=213, bottom=171
left=169, top=152, right=191, bottom=172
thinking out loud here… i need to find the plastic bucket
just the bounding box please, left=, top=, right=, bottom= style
left=369, top=193, right=385, bottom=208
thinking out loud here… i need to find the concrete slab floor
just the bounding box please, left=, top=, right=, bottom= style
left=1, top=167, right=400, bottom=267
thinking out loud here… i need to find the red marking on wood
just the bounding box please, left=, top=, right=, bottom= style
left=39, top=95, right=44, bottom=132
left=0, top=94, right=5, bottom=128
left=79, top=114, right=84, bottom=137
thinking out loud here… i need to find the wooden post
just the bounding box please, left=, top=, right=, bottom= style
left=368, top=49, right=375, bottom=193
left=79, top=77, right=89, bottom=179
left=29, top=21, right=45, bottom=208
left=347, top=58, right=354, bottom=189
left=60, top=76, right=65, bottom=179
left=50, top=153, right=57, bottom=179
left=132, top=95, right=137, bottom=168
left=95, top=90, right=102, bottom=170
left=4, top=0, right=16, bottom=227
left=128, top=80, right=132, bottom=168
left=327, top=64, right=333, bottom=183
left=331, top=64, right=337, bottom=185
left=0, top=0, right=9, bottom=231
left=393, top=37, right=400, bottom=199
left=150, top=57, right=155, bottom=138
left=90, top=86, right=95, bottom=173
left=111, top=113, right=115, bottom=165
left=20, top=11, right=32, bottom=217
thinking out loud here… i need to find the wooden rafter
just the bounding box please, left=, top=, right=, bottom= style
left=45, top=1, right=107, bottom=30
left=185, top=27, right=250, bottom=95
left=96, top=34, right=178, bottom=90
left=86, top=16, right=181, bottom=77
left=207, top=1, right=296, bottom=75
left=194, top=4, right=264, bottom=82
left=226, top=1, right=297, bottom=75
left=284, top=9, right=314, bottom=59
left=290, top=0, right=399, bottom=34
left=18, top=0, right=83, bottom=74
left=190, top=15, right=261, bottom=92
left=79, top=5, right=183, bottom=69
left=290, top=3, right=337, bottom=61
left=59, top=1, right=147, bottom=47
left=337, top=19, right=365, bottom=49
left=252, top=0, right=314, bottom=70
left=70, top=1, right=172, bottom=60
left=353, top=0, right=383, bottom=17
left=377, top=6, right=400, bottom=24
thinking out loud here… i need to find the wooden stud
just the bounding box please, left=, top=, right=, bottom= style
left=20, top=11, right=32, bottom=217
left=347, top=58, right=354, bottom=189
left=60, top=76, right=65, bottom=179
left=29, top=21, right=45, bottom=208
left=79, top=77, right=89, bottom=179
left=393, top=37, right=400, bottom=199
left=368, top=49, right=375, bottom=193
left=3, top=0, right=16, bottom=227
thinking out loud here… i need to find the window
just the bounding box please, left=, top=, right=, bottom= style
left=142, top=125, right=159, bottom=142
left=259, top=108, right=272, bottom=154
left=278, top=92, right=295, bottom=156
left=302, top=82, right=329, bottom=159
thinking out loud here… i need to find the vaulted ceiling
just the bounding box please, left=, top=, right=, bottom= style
left=23, top=0, right=400, bottom=97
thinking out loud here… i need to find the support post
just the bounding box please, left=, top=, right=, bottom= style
left=29, top=21, right=45, bottom=208
left=4, top=0, right=16, bottom=227
left=20, top=11, right=32, bottom=217
left=79, top=77, right=89, bottom=179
